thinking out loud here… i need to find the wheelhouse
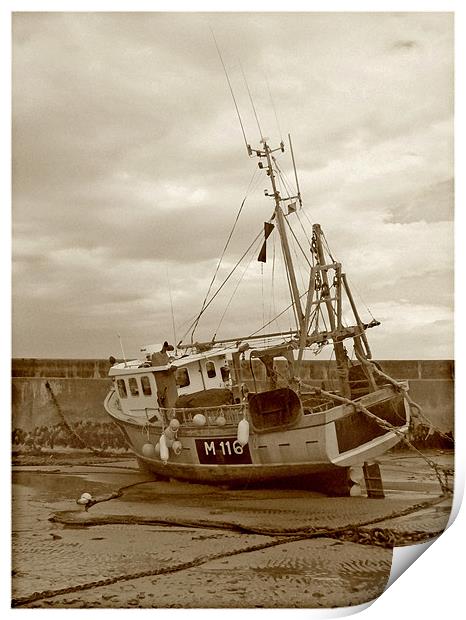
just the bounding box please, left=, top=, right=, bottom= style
left=109, top=350, right=232, bottom=418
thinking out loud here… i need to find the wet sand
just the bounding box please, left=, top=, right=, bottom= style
left=11, top=450, right=453, bottom=608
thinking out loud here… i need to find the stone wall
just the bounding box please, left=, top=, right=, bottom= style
left=11, top=358, right=454, bottom=451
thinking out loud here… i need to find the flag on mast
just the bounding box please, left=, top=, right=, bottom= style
left=258, top=222, right=275, bottom=263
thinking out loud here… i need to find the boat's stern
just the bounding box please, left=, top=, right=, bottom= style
left=326, top=384, right=410, bottom=467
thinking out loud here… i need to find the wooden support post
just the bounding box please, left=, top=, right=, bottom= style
left=353, top=336, right=378, bottom=393
left=341, top=272, right=372, bottom=359
left=363, top=462, right=385, bottom=499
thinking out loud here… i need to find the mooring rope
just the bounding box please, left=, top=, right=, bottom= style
left=353, top=351, right=454, bottom=444
left=44, top=381, right=118, bottom=457
left=15, top=490, right=448, bottom=607
left=295, top=375, right=452, bottom=495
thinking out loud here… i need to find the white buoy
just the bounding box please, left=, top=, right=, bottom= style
left=216, top=415, right=226, bottom=426
left=172, top=440, right=182, bottom=456
left=81, top=492, right=92, bottom=500
left=169, top=418, right=180, bottom=431
left=193, top=413, right=206, bottom=427
left=142, top=443, right=156, bottom=458
left=237, top=418, right=249, bottom=446
left=77, top=497, right=89, bottom=505
left=159, top=433, right=169, bottom=463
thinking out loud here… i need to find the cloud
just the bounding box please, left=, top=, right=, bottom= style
left=12, top=12, right=454, bottom=359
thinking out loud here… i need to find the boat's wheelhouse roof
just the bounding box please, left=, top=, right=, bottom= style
left=108, top=347, right=234, bottom=377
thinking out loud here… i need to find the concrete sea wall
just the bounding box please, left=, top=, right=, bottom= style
left=11, top=358, right=454, bottom=452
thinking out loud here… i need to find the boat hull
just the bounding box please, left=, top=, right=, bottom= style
left=105, top=385, right=409, bottom=486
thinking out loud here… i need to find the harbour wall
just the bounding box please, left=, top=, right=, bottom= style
left=12, top=358, right=454, bottom=437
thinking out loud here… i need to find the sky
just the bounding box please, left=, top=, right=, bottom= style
left=11, top=11, right=454, bottom=360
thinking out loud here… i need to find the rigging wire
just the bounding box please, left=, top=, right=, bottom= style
left=274, top=158, right=295, bottom=199
left=295, top=210, right=313, bottom=248
left=265, top=73, right=283, bottom=143
left=291, top=231, right=307, bottom=294
left=321, top=229, right=375, bottom=322
left=274, top=174, right=308, bottom=295
left=181, top=229, right=263, bottom=344
left=211, top=28, right=250, bottom=153
left=321, top=231, right=336, bottom=264
left=189, top=168, right=259, bottom=342
left=212, top=234, right=263, bottom=340
left=273, top=158, right=313, bottom=254
left=345, top=274, right=376, bottom=321
left=283, top=213, right=312, bottom=269
left=240, top=61, right=264, bottom=141
left=300, top=203, right=316, bottom=234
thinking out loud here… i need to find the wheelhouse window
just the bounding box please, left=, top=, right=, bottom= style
left=175, top=368, right=190, bottom=388
left=117, top=379, right=127, bottom=399
left=141, top=376, right=152, bottom=396
left=128, top=377, right=139, bottom=397
left=206, top=361, right=216, bottom=379
left=220, top=365, right=230, bottom=382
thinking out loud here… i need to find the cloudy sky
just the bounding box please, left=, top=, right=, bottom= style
left=12, top=11, right=453, bottom=360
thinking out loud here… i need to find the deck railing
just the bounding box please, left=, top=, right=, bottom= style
left=158, top=404, right=245, bottom=427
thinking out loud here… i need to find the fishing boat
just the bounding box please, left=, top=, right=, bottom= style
left=104, top=133, right=411, bottom=489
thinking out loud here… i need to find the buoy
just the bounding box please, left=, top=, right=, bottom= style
left=237, top=418, right=249, bottom=446
left=159, top=433, right=169, bottom=463
left=163, top=427, right=175, bottom=448
left=216, top=415, right=226, bottom=427
left=192, top=413, right=206, bottom=427
left=169, top=418, right=180, bottom=431
left=81, top=492, right=92, bottom=501
left=164, top=427, right=175, bottom=440
left=172, top=440, right=182, bottom=456
left=77, top=497, right=89, bottom=505
left=142, top=443, right=156, bottom=458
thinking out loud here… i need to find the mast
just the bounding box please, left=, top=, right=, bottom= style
left=253, top=138, right=373, bottom=398
left=258, top=139, right=304, bottom=334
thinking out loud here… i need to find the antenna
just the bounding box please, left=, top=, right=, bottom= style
left=166, top=267, right=178, bottom=353
left=240, top=61, right=264, bottom=141
left=210, top=27, right=251, bottom=155
left=265, top=73, right=283, bottom=143
left=117, top=333, right=127, bottom=367
left=288, top=133, right=302, bottom=207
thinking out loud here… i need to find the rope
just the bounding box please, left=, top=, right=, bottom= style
left=353, top=351, right=454, bottom=444
left=12, top=534, right=300, bottom=607
left=14, top=494, right=446, bottom=607
left=259, top=355, right=452, bottom=495
left=294, top=377, right=452, bottom=496
left=51, top=493, right=447, bottom=539
left=44, top=382, right=112, bottom=457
